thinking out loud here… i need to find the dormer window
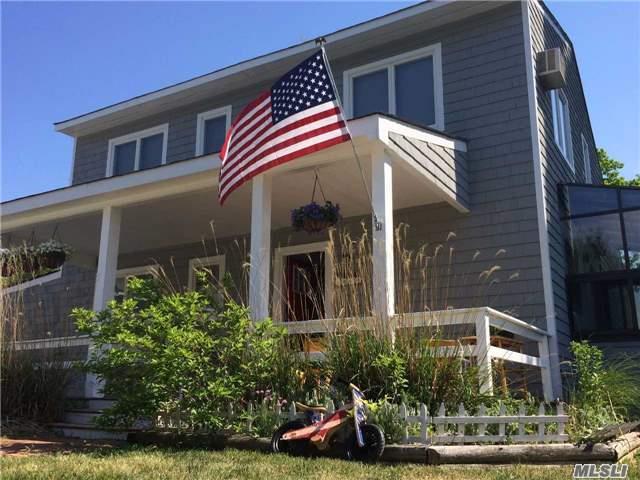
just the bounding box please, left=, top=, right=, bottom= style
left=107, top=124, right=168, bottom=176
left=344, top=44, right=444, bottom=130
left=196, top=106, right=232, bottom=156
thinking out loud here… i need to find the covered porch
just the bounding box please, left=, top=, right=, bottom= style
left=2, top=113, right=554, bottom=400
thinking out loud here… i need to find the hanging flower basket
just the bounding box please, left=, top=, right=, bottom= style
left=35, top=240, right=72, bottom=270
left=291, top=201, right=340, bottom=233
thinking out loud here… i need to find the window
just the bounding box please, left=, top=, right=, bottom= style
left=344, top=44, right=443, bottom=130
left=581, top=134, right=592, bottom=183
left=188, top=255, right=226, bottom=291
left=115, top=266, right=155, bottom=300
left=549, top=89, right=573, bottom=169
left=563, top=184, right=640, bottom=339
left=196, top=106, right=231, bottom=156
left=107, top=124, right=168, bottom=176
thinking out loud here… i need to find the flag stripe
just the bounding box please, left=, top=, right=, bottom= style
left=220, top=106, right=342, bottom=182
left=218, top=50, right=351, bottom=204
left=220, top=126, right=349, bottom=200
left=220, top=131, right=351, bottom=204
left=222, top=101, right=340, bottom=174
left=221, top=117, right=346, bottom=185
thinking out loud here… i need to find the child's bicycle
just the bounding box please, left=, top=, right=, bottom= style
left=271, top=383, right=385, bottom=462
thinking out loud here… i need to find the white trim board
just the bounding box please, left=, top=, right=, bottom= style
left=1, top=268, right=63, bottom=295
left=195, top=106, right=232, bottom=156
left=187, top=255, right=226, bottom=291
left=272, top=242, right=334, bottom=322
left=343, top=44, right=444, bottom=131
left=521, top=0, right=562, bottom=398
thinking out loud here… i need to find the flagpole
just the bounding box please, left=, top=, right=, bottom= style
left=316, top=37, right=382, bottom=232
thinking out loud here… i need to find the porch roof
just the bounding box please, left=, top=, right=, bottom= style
left=1, top=114, right=468, bottom=254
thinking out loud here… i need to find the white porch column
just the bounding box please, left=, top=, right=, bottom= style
left=371, top=146, right=395, bottom=328
left=249, top=174, right=272, bottom=321
left=86, top=205, right=122, bottom=398
left=475, top=313, right=494, bottom=395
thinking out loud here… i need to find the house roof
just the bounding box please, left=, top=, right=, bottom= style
left=54, top=0, right=506, bottom=137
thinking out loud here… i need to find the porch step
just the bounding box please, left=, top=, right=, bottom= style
left=65, top=397, right=116, bottom=411
left=48, top=422, right=131, bottom=441
left=63, top=410, right=103, bottom=426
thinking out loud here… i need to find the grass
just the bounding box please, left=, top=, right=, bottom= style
left=2, top=446, right=639, bottom=480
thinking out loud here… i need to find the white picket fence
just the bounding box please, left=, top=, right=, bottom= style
left=268, top=399, right=568, bottom=445
left=158, top=398, right=569, bottom=445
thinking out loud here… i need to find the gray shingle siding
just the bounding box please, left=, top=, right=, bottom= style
left=528, top=0, right=600, bottom=359
left=28, top=3, right=555, bottom=359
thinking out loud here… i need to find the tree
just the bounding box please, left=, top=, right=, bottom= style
left=597, top=148, right=640, bottom=186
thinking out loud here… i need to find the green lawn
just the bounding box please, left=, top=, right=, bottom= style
left=2, top=447, right=639, bottom=480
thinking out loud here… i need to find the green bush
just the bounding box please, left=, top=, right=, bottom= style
left=566, top=341, right=640, bottom=441
left=73, top=277, right=295, bottom=429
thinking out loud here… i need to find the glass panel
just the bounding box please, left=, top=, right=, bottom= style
left=395, top=57, right=435, bottom=127
left=621, top=188, right=640, bottom=209
left=570, top=279, right=636, bottom=336
left=353, top=69, right=388, bottom=118
left=569, top=213, right=625, bottom=273
left=203, top=116, right=227, bottom=155
left=566, top=185, right=619, bottom=217
left=113, top=141, right=136, bottom=175
left=114, top=273, right=153, bottom=301
left=139, top=133, right=164, bottom=170
left=624, top=210, right=640, bottom=269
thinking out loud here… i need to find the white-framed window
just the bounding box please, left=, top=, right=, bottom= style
left=343, top=44, right=444, bottom=130
left=581, top=134, right=592, bottom=183
left=549, top=89, right=573, bottom=170
left=188, top=255, right=226, bottom=291
left=106, top=124, right=169, bottom=177
left=195, top=106, right=232, bottom=156
left=115, top=265, right=156, bottom=300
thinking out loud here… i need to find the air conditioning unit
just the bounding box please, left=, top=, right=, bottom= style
left=537, top=48, right=566, bottom=90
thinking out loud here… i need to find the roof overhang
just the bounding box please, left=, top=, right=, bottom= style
left=54, top=1, right=505, bottom=137
left=2, top=114, right=467, bottom=233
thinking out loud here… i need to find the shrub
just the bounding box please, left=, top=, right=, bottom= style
left=566, top=341, right=640, bottom=441
left=73, top=277, right=295, bottom=430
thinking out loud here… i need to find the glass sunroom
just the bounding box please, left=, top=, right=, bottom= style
left=562, top=184, right=640, bottom=340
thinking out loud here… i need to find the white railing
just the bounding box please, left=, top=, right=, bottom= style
left=239, top=399, right=568, bottom=445
left=274, top=307, right=554, bottom=401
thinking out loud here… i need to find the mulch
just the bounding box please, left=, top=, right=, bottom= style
left=0, top=434, right=124, bottom=457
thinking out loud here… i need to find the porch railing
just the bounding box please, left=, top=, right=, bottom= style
left=274, top=307, right=554, bottom=401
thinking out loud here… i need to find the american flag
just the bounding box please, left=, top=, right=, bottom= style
left=218, top=50, right=351, bottom=204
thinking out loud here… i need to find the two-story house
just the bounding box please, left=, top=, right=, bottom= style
left=3, top=0, right=638, bottom=404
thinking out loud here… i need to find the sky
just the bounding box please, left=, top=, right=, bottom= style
left=1, top=1, right=639, bottom=202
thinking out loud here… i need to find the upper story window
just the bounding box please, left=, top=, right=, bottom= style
left=107, top=124, right=168, bottom=177
left=549, top=89, right=573, bottom=170
left=581, top=134, right=592, bottom=183
left=196, top=106, right=231, bottom=156
left=343, top=44, right=444, bottom=130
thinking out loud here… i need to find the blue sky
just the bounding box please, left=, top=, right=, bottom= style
left=2, top=1, right=639, bottom=202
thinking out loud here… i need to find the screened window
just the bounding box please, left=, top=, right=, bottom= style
left=196, top=106, right=231, bottom=156
left=345, top=44, right=443, bottom=129
left=352, top=69, right=388, bottom=118
left=550, top=89, right=573, bottom=169
left=115, top=266, right=155, bottom=301
left=108, top=125, right=168, bottom=176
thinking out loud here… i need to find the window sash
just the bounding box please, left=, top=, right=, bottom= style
left=196, top=107, right=231, bottom=156
left=344, top=44, right=443, bottom=130
left=581, top=135, right=592, bottom=183
left=108, top=124, right=168, bottom=176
